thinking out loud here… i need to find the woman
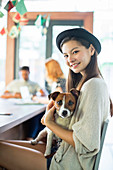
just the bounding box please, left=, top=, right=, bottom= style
left=45, top=58, right=66, bottom=93
left=33, top=58, right=66, bottom=104
left=0, top=28, right=111, bottom=170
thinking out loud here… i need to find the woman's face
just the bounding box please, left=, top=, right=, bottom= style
left=61, top=40, right=94, bottom=76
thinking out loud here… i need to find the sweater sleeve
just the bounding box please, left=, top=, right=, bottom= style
left=72, top=78, right=109, bottom=155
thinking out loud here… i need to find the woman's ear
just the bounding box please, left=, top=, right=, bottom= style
left=89, top=44, right=95, bottom=56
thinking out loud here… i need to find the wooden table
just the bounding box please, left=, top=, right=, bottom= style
left=0, top=98, right=46, bottom=139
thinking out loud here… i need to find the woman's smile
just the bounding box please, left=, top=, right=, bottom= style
left=70, top=62, right=80, bottom=69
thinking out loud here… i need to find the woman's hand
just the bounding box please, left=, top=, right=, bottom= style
left=41, top=100, right=55, bottom=127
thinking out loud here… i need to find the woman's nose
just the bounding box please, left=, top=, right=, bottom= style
left=67, top=54, right=74, bottom=63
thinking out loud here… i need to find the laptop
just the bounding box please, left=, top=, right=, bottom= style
left=15, top=86, right=42, bottom=105
left=20, top=86, right=31, bottom=101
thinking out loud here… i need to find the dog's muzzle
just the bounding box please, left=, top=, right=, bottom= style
left=62, top=110, right=68, bottom=117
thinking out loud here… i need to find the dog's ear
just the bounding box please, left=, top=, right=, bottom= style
left=48, top=91, right=60, bottom=101
left=70, top=88, right=80, bottom=98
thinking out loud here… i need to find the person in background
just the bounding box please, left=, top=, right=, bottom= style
left=33, top=58, right=66, bottom=104
left=0, top=66, right=46, bottom=141
left=0, top=28, right=111, bottom=170
left=45, top=58, right=66, bottom=93
left=31, top=59, right=66, bottom=140
left=0, top=66, right=45, bottom=99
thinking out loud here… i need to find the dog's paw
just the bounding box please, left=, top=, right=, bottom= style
left=31, top=140, right=38, bottom=145
left=44, top=152, right=56, bottom=159
left=54, top=153, right=62, bottom=163
left=44, top=152, right=50, bottom=157
left=55, top=156, right=61, bottom=163
left=44, top=150, right=51, bottom=157
left=44, top=153, right=49, bottom=158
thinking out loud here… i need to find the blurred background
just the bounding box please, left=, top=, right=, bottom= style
left=0, top=0, right=113, bottom=100
left=0, top=1, right=113, bottom=169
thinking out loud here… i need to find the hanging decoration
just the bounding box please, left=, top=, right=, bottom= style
left=0, top=11, right=4, bottom=18
left=4, top=0, right=15, bottom=12
left=19, top=14, right=29, bottom=26
left=16, top=0, right=27, bottom=15
left=8, top=25, right=19, bottom=38
left=0, top=27, right=8, bottom=35
left=35, top=14, right=50, bottom=36
left=12, top=0, right=18, bottom=6
left=0, top=0, right=28, bottom=38
left=35, top=15, right=42, bottom=27
left=42, top=15, right=50, bottom=35
left=0, top=0, right=50, bottom=38
left=12, top=12, right=22, bottom=23
left=45, top=15, right=50, bottom=28
left=16, top=23, right=21, bottom=31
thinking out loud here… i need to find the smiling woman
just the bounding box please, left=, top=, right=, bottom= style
left=0, top=25, right=112, bottom=170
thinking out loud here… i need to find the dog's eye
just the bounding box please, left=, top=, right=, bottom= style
left=68, top=100, right=74, bottom=106
left=57, top=100, right=62, bottom=105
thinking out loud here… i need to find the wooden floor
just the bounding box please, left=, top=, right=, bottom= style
left=99, top=117, right=113, bottom=170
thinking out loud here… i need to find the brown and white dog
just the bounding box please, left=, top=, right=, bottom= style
left=31, top=88, right=79, bottom=160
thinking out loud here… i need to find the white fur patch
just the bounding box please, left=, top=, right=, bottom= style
left=58, top=96, right=72, bottom=118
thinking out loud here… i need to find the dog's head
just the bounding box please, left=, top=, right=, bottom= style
left=48, top=88, right=80, bottom=118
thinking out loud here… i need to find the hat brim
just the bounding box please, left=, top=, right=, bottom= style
left=56, top=28, right=101, bottom=54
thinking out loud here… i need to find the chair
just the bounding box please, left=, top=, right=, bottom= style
left=93, top=119, right=109, bottom=170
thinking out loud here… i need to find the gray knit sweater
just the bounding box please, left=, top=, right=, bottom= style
left=49, top=78, right=110, bottom=170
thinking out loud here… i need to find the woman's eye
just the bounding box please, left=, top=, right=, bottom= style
left=57, top=100, right=62, bottom=105
left=68, top=100, right=74, bottom=106
left=64, top=55, right=68, bottom=58
left=73, top=50, right=79, bottom=54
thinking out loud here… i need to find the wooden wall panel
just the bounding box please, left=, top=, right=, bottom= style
left=6, top=13, right=15, bottom=85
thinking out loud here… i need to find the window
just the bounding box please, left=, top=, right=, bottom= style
left=16, top=25, right=46, bottom=89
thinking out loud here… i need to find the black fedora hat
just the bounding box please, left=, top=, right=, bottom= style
left=56, top=28, right=101, bottom=54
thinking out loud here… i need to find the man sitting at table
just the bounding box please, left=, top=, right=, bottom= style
left=0, top=66, right=45, bottom=99
left=0, top=66, right=46, bottom=140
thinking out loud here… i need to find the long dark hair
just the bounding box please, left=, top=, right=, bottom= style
left=60, top=37, right=113, bottom=116
left=66, top=52, right=99, bottom=91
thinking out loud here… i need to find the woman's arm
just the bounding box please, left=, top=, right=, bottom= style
left=41, top=100, right=75, bottom=147
left=47, top=121, right=74, bottom=147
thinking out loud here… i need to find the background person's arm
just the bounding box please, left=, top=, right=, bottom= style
left=0, top=91, right=22, bottom=99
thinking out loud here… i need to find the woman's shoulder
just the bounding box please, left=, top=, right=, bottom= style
left=81, top=78, right=109, bottom=97
left=83, top=78, right=107, bottom=89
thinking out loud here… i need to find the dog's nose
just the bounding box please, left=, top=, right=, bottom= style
left=62, top=110, right=68, bottom=117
